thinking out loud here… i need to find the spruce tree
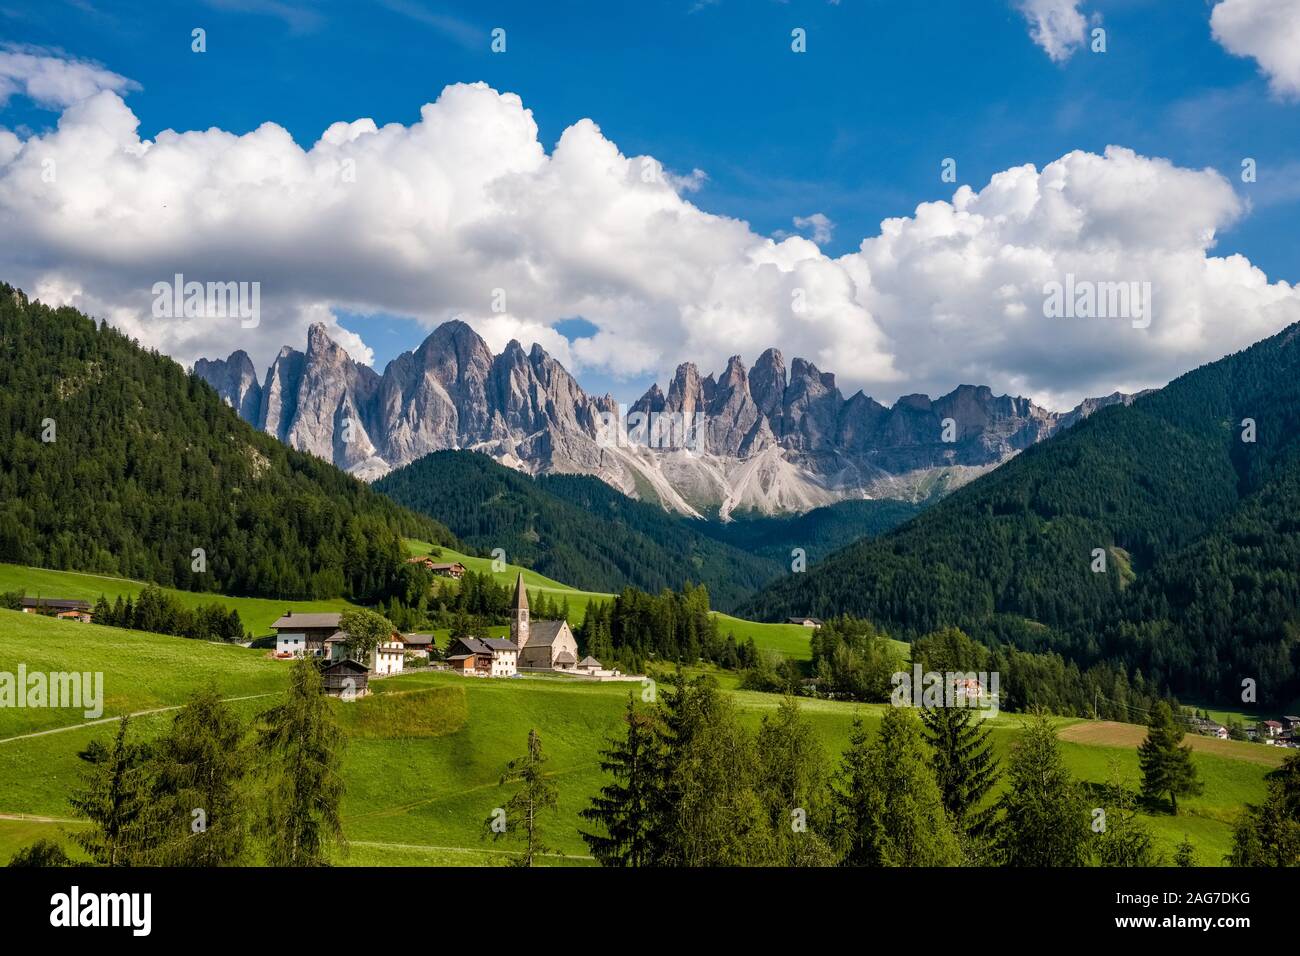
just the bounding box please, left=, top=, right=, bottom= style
left=652, top=672, right=770, bottom=866
left=257, top=658, right=346, bottom=866
left=1138, top=701, right=1202, bottom=814
left=1226, top=753, right=1300, bottom=866
left=1094, top=763, right=1161, bottom=866
left=148, top=686, right=250, bottom=865
left=1174, top=835, right=1197, bottom=867
left=920, top=701, right=999, bottom=836
left=92, top=594, right=111, bottom=625
left=579, top=696, right=665, bottom=866
left=832, top=714, right=874, bottom=865
left=838, top=706, right=962, bottom=866
left=756, top=696, right=836, bottom=865
left=68, top=717, right=157, bottom=865
left=993, top=710, right=1091, bottom=866
left=493, top=728, right=559, bottom=867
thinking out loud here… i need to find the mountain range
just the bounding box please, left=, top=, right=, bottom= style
left=197, top=322, right=1145, bottom=517
left=743, top=320, right=1300, bottom=705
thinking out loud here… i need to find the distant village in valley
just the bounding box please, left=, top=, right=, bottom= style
left=9, top=584, right=1298, bottom=745
left=266, top=570, right=640, bottom=698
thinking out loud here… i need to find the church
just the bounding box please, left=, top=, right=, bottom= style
left=510, top=572, right=583, bottom=672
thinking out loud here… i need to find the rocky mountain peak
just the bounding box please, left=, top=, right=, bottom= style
left=196, top=324, right=1146, bottom=516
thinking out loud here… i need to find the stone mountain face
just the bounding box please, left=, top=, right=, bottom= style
left=196, top=321, right=1141, bottom=517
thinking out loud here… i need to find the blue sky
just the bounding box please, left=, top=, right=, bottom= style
left=2, top=0, right=1298, bottom=406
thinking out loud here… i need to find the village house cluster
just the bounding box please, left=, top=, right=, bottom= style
left=269, top=573, right=629, bottom=697
left=1187, top=713, right=1300, bottom=748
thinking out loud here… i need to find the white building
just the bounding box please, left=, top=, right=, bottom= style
left=482, top=638, right=518, bottom=677
left=372, top=639, right=405, bottom=676
left=271, top=612, right=342, bottom=658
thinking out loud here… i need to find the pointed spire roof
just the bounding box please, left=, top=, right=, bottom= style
left=513, top=571, right=528, bottom=612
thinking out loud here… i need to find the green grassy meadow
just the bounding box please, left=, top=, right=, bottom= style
left=0, top=562, right=357, bottom=637
left=0, top=614, right=1283, bottom=867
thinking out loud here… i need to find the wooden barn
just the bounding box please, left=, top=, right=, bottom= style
left=320, top=659, right=369, bottom=699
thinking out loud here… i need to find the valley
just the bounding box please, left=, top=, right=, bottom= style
left=0, top=609, right=1285, bottom=867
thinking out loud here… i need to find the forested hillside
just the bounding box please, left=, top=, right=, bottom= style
left=374, top=450, right=784, bottom=609
left=0, top=285, right=456, bottom=601
left=744, top=322, right=1300, bottom=706
left=697, top=498, right=923, bottom=565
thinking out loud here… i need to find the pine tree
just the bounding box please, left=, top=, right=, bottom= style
left=756, top=696, right=836, bottom=865
left=1226, top=753, right=1300, bottom=866
left=993, top=710, right=1091, bottom=866
left=257, top=659, right=346, bottom=866
left=920, top=701, right=1000, bottom=836
left=832, top=714, right=874, bottom=865
left=1174, top=835, right=1197, bottom=867
left=652, top=672, right=770, bottom=866
left=579, top=696, right=664, bottom=866
left=1138, top=701, right=1202, bottom=814
left=147, top=686, right=250, bottom=866
left=492, top=728, right=559, bottom=867
left=68, top=717, right=157, bottom=866
left=836, top=706, right=962, bottom=866
left=1095, top=762, right=1161, bottom=866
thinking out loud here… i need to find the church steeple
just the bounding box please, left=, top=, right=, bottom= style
left=511, top=572, right=529, bottom=649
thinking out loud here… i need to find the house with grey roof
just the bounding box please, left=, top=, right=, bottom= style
left=271, top=610, right=405, bottom=679
left=271, top=611, right=342, bottom=658
left=447, top=635, right=518, bottom=676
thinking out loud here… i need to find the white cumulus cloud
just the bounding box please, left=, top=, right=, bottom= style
left=0, top=46, right=137, bottom=109
left=1016, top=0, right=1089, bottom=62
left=0, top=68, right=1297, bottom=412
left=1211, top=0, right=1300, bottom=100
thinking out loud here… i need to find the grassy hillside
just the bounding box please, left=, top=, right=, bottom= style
left=0, top=615, right=1282, bottom=867
left=0, top=562, right=358, bottom=637
left=0, top=609, right=287, bottom=736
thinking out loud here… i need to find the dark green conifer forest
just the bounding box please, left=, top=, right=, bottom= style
left=0, top=285, right=456, bottom=602
left=745, top=321, right=1300, bottom=706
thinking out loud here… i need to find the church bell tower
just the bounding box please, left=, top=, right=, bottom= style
left=511, top=571, right=529, bottom=649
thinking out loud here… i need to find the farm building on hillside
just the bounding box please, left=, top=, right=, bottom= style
left=373, top=638, right=406, bottom=676
left=446, top=653, right=480, bottom=675
left=320, top=659, right=369, bottom=698
left=401, top=633, right=435, bottom=658
left=786, top=616, right=823, bottom=629
left=271, top=612, right=341, bottom=658
left=510, top=573, right=583, bottom=672
left=272, top=611, right=406, bottom=678
left=20, top=598, right=93, bottom=623
left=406, top=556, right=466, bottom=578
